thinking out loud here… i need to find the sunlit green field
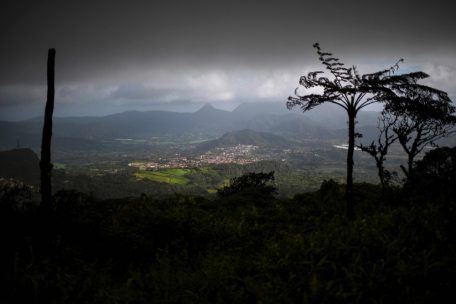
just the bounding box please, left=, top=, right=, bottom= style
left=134, top=168, right=190, bottom=185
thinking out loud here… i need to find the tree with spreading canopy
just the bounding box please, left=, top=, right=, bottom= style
left=385, top=88, right=456, bottom=180
left=287, top=43, right=447, bottom=218
left=217, top=171, right=276, bottom=198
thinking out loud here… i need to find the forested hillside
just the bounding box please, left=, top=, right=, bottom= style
left=2, top=150, right=456, bottom=303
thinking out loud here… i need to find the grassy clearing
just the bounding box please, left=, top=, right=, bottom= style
left=134, top=168, right=190, bottom=185
left=53, top=163, right=66, bottom=170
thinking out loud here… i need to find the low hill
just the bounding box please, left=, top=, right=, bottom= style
left=0, top=148, right=40, bottom=185
left=198, top=129, right=293, bottom=151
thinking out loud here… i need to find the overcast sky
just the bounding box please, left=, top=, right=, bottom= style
left=1, top=0, right=455, bottom=120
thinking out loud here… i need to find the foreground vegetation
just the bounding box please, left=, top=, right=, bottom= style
left=2, top=164, right=455, bottom=303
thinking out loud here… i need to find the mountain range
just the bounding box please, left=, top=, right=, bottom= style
left=0, top=102, right=381, bottom=151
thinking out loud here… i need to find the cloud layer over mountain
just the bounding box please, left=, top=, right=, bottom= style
left=1, top=0, right=455, bottom=119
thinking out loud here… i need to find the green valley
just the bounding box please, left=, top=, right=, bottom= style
left=134, top=168, right=190, bottom=185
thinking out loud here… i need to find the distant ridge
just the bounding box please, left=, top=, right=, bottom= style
left=0, top=102, right=381, bottom=151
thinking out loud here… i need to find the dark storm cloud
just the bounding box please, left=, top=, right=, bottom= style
left=1, top=0, right=455, bottom=118
left=0, top=84, right=45, bottom=105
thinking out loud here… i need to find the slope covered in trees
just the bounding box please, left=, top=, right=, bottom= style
left=2, top=159, right=456, bottom=303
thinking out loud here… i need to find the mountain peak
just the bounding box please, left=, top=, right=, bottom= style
left=193, top=103, right=230, bottom=118
left=196, top=103, right=216, bottom=112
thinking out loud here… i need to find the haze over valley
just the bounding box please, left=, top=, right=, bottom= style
left=1, top=101, right=423, bottom=198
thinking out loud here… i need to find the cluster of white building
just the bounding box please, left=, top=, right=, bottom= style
left=129, top=144, right=261, bottom=170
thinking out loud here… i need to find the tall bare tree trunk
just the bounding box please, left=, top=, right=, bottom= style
left=40, top=48, right=55, bottom=211
left=346, top=108, right=356, bottom=220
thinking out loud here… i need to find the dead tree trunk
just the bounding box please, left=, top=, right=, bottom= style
left=40, top=48, right=56, bottom=211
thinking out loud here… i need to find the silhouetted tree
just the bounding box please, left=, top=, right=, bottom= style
left=385, top=89, right=456, bottom=180
left=287, top=43, right=407, bottom=219
left=358, top=111, right=398, bottom=188
left=40, top=48, right=56, bottom=212
left=218, top=171, right=276, bottom=200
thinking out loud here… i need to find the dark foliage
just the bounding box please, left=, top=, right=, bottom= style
left=383, top=77, right=456, bottom=179
left=0, top=149, right=40, bottom=185
left=217, top=171, right=277, bottom=207
left=3, top=175, right=456, bottom=303
left=406, top=146, right=456, bottom=204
